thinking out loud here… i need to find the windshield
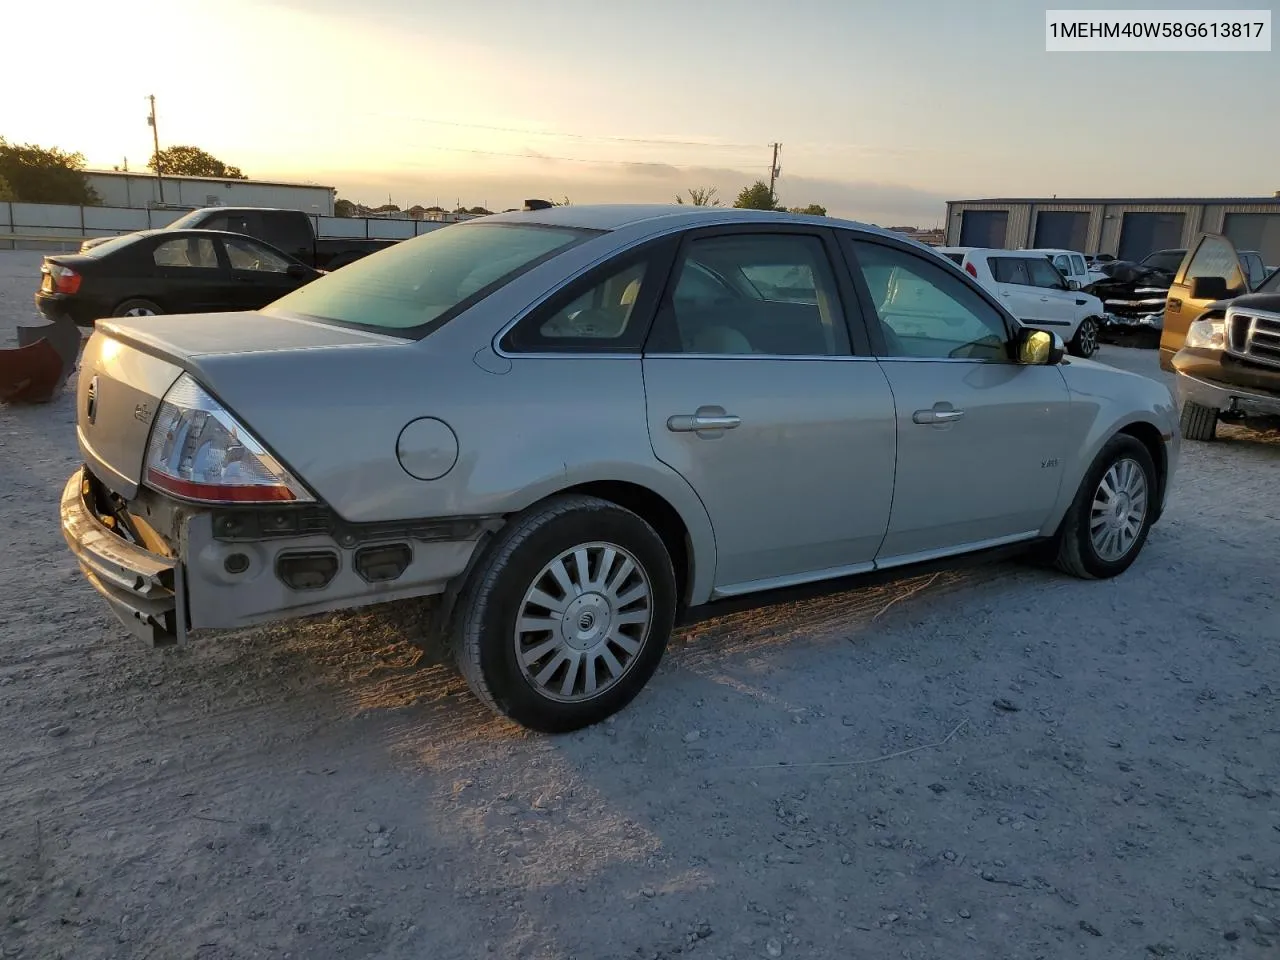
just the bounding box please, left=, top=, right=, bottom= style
left=263, top=222, right=595, bottom=334
left=78, top=233, right=144, bottom=258
left=1259, top=267, right=1280, bottom=293
left=1141, top=250, right=1185, bottom=272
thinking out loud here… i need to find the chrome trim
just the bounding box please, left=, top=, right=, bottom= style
left=1176, top=371, right=1280, bottom=417
left=1225, top=306, right=1280, bottom=370
left=644, top=353, right=878, bottom=362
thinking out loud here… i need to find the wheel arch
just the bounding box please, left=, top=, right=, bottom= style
left=1115, top=420, right=1168, bottom=522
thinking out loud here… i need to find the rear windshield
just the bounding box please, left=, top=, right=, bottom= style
left=78, top=233, right=144, bottom=258
left=164, top=210, right=210, bottom=230
left=1141, top=250, right=1185, bottom=272
left=263, top=222, right=595, bottom=335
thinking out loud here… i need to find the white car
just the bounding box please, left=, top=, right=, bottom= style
left=1026, top=248, right=1103, bottom=289
left=937, top=248, right=1104, bottom=357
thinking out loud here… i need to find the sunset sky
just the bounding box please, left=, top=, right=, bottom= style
left=6, top=0, right=1277, bottom=224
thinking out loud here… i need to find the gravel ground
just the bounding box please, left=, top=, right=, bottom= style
left=2, top=248, right=1278, bottom=960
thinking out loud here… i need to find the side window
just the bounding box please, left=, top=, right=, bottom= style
left=202, top=214, right=229, bottom=232
left=503, top=253, right=656, bottom=352
left=848, top=240, right=1010, bottom=361
left=1071, top=255, right=1087, bottom=276
left=650, top=233, right=850, bottom=356
left=990, top=257, right=1031, bottom=285
left=1051, top=254, right=1072, bottom=276
left=152, top=237, right=219, bottom=269
left=1242, top=253, right=1265, bottom=287
left=224, top=236, right=291, bottom=273
left=1026, top=257, right=1065, bottom=289
left=1185, top=235, right=1246, bottom=290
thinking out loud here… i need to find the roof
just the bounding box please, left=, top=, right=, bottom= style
left=84, top=169, right=336, bottom=191
left=949, top=196, right=1280, bottom=206
left=480, top=203, right=883, bottom=234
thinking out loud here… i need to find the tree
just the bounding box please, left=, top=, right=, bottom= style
left=373, top=203, right=400, bottom=212
left=0, top=174, right=13, bottom=202
left=334, top=198, right=357, bottom=217
left=675, top=186, right=721, bottom=207
left=466, top=206, right=492, bottom=215
left=0, top=137, right=99, bottom=205
left=148, top=145, right=246, bottom=179
left=733, top=180, right=780, bottom=211
left=787, top=203, right=827, bottom=216
left=553, top=196, right=572, bottom=206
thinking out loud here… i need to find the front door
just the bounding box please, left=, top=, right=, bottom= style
left=843, top=237, right=1073, bottom=563
left=642, top=228, right=898, bottom=594
left=988, top=256, right=1043, bottom=325
left=1023, top=255, right=1080, bottom=332
left=1160, top=233, right=1248, bottom=369
left=220, top=235, right=308, bottom=310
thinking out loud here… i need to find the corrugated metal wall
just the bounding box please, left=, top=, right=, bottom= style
left=948, top=200, right=1280, bottom=259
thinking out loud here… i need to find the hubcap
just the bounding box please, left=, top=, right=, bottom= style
left=513, top=542, right=652, bottom=702
left=1089, top=457, right=1148, bottom=562
left=124, top=306, right=155, bottom=316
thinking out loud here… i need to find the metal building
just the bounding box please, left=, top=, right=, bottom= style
left=84, top=170, right=337, bottom=216
left=945, top=195, right=1280, bottom=267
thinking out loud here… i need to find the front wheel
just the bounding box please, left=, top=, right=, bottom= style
left=1052, top=435, right=1157, bottom=580
left=1069, top=317, right=1100, bottom=358
left=453, top=495, right=677, bottom=732
left=1179, top=400, right=1218, bottom=442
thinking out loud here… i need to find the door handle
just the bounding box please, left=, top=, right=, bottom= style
left=667, top=411, right=741, bottom=433
left=1000, top=291, right=1011, bottom=297
left=1167, top=298, right=1182, bottom=312
left=913, top=406, right=965, bottom=425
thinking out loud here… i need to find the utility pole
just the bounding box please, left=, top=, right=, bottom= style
left=146, top=95, right=165, bottom=204
left=768, top=142, right=782, bottom=205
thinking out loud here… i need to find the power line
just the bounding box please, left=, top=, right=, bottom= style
left=373, top=112, right=763, bottom=150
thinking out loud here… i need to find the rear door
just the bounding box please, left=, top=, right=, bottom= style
left=842, top=235, right=1073, bottom=562
left=146, top=234, right=229, bottom=312
left=1159, top=234, right=1247, bottom=369
left=642, top=225, right=898, bottom=594
left=220, top=235, right=310, bottom=309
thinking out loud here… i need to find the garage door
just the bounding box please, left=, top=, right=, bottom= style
left=1223, top=213, right=1280, bottom=271
left=1033, top=212, right=1089, bottom=251
left=1118, top=213, right=1185, bottom=262
left=959, top=210, right=1009, bottom=248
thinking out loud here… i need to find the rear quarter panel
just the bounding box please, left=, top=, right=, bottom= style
left=188, top=343, right=719, bottom=603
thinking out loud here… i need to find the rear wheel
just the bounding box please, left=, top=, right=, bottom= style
left=1052, top=435, right=1157, bottom=580
left=1179, top=400, right=1218, bottom=442
left=453, top=495, right=677, bottom=732
left=1069, top=317, right=1100, bottom=358
left=111, top=298, right=162, bottom=318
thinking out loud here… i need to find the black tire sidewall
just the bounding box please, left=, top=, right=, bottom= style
left=1072, top=318, right=1099, bottom=357
left=1068, top=436, right=1157, bottom=577
left=466, top=504, right=676, bottom=732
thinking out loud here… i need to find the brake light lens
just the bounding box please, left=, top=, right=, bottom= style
left=965, top=261, right=978, bottom=278
left=144, top=374, right=314, bottom=504
left=48, top=263, right=81, bottom=295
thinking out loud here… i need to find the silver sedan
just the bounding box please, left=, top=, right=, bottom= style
left=62, top=205, right=1180, bottom=731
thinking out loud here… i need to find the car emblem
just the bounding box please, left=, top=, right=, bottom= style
left=85, top=375, right=99, bottom=425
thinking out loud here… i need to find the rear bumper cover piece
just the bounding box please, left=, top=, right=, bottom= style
left=60, top=469, right=185, bottom=645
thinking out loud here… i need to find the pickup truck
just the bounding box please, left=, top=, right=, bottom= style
left=79, top=207, right=405, bottom=271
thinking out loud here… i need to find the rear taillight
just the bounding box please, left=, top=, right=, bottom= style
left=49, top=263, right=81, bottom=295
left=144, top=374, right=314, bottom=505
left=965, top=261, right=978, bottom=278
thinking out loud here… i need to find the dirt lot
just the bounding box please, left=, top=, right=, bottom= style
left=2, top=248, right=1278, bottom=960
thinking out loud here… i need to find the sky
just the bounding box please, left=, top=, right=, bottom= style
left=4, top=0, right=1277, bottom=225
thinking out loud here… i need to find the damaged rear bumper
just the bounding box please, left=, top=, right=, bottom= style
left=60, top=468, right=185, bottom=645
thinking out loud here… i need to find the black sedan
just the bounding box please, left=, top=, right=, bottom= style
left=34, top=229, right=321, bottom=326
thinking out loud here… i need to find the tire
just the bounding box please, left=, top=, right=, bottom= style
left=1179, top=400, right=1218, bottom=442
left=1052, top=434, right=1158, bottom=580
left=453, top=494, right=677, bottom=732
left=111, top=298, right=162, bottom=318
left=1069, top=317, right=1100, bottom=358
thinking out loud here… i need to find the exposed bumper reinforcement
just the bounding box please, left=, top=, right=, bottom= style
left=60, top=468, right=185, bottom=645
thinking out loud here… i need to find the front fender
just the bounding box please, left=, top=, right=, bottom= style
left=1041, top=360, right=1179, bottom=534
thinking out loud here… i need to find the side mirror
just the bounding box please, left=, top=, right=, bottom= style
left=286, top=262, right=310, bottom=279
left=1015, top=327, right=1065, bottom=365
left=1189, top=275, right=1228, bottom=300
left=1067, top=279, right=1081, bottom=290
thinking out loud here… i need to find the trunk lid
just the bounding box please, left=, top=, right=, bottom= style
left=77, top=311, right=404, bottom=499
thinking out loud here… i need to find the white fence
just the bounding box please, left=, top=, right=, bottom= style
left=0, top=202, right=450, bottom=250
